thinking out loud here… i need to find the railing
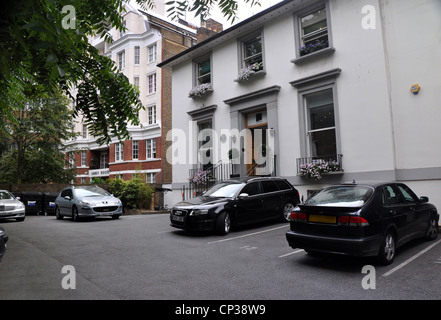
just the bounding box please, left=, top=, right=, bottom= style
left=296, top=154, right=343, bottom=175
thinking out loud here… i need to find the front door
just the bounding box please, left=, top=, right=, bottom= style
left=245, top=110, right=267, bottom=176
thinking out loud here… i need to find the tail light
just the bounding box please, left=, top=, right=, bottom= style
left=338, top=216, right=369, bottom=227
left=290, top=212, right=307, bottom=222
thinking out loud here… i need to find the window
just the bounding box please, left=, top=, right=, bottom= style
left=146, top=172, right=156, bottom=183
left=100, top=153, right=108, bottom=169
left=132, top=140, right=139, bottom=160
left=81, top=150, right=86, bottom=167
left=148, top=44, right=157, bottom=63
left=397, top=184, right=418, bottom=203
left=241, top=182, right=261, bottom=196
left=147, top=139, right=156, bottom=159
left=120, top=20, right=126, bottom=38
left=196, top=57, right=211, bottom=85
left=82, top=124, right=87, bottom=139
left=261, top=180, right=279, bottom=193
left=115, top=142, right=124, bottom=162
left=118, top=50, right=125, bottom=70
left=305, top=89, right=336, bottom=158
left=133, top=76, right=139, bottom=89
left=134, top=46, right=140, bottom=65
left=148, top=73, right=156, bottom=94
left=297, top=4, right=330, bottom=57
left=242, top=33, right=263, bottom=70
left=148, top=105, right=156, bottom=125
left=198, top=120, right=213, bottom=171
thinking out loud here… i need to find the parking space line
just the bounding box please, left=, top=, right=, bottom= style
left=382, top=239, right=441, bottom=278
left=207, top=225, right=289, bottom=244
left=278, top=249, right=304, bottom=258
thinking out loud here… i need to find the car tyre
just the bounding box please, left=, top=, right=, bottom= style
left=377, top=231, right=396, bottom=265
left=216, top=211, right=231, bottom=235
left=72, top=206, right=80, bottom=222
left=55, top=206, right=63, bottom=220
left=281, top=202, right=295, bottom=222
left=425, top=216, right=438, bottom=241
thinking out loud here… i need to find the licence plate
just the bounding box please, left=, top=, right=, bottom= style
left=309, top=215, right=336, bottom=224
left=172, top=215, right=184, bottom=222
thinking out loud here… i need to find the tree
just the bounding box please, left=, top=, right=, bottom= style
left=0, top=89, right=77, bottom=183
left=0, top=0, right=260, bottom=144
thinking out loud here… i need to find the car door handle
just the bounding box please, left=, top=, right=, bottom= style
left=390, top=210, right=397, bottom=215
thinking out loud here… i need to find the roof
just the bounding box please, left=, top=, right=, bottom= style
left=157, top=0, right=300, bottom=69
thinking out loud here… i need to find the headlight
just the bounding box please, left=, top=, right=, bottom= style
left=16, top=203, right=25, bottom=209
left=80, top=200, right=93, bottom=206
left=190, top=209, right=209, bottom=216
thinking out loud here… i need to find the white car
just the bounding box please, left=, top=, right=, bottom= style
left=0, top=190, right=26, bottom=222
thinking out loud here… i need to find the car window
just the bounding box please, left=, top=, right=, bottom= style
left=241, top=182, right=261, bottom=196
left=74, top=186, right=110, bottom=197
left=274, top=180, right=292, bottom=191
left=305, top=186, right=373, bottom=207
left=396, top=184, right=418, bottom=203
left=0, top=191, right=13, bottom=200
left=382, top=185, right=401, bottom=205
left=261, top=181, right=279, bottom=193
left=204, top=182, right=244, bottom=198
left=60, top=189, right=68, bottom=197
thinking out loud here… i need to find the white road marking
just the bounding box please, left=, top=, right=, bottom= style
left=207, top=225, right=289, bottom=244
left=278, top=249, right=305, bottom=258
left=382, top=239, right=441, bottom=277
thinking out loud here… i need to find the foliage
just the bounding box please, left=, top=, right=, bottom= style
left=189, top=83, right=213, bottom=97
left=299, top=40, right=329, bottom=56
left=0, top=89, right=77, bottom=183
left=108, top=178, right=154, bottom=210
left=299, top=160, right=340, bottom=180
left=237, top=62, right=263, bottom=81
left=189, top=169, right=213, bottom=185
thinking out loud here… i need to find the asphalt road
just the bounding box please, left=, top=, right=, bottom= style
left=1, top=215, right=441, bottom=301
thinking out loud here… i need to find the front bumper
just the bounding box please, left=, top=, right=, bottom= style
left=286, top=230, right=383, bottom=257
left=0, top=208, right=25, bottom=220
left=170, top=213, right=216, bottom=231
left=78, top=205, right=123, bottom=217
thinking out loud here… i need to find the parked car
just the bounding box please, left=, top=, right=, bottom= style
left=55, top=185, right=123, bottom=221
left=286, top=182, right=439, bottom=265
left=170, top=177, right=300, bottom=235
left=0, top=190, right=26, bottom=222
left=0, top=226, right=8, bottom=263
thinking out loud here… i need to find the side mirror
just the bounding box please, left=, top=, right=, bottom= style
left=418, top=196, right=429, bottom=203
left=238, top=193, right=249, bottom=200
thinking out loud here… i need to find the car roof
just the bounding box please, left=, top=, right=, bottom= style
left=324, top=181, right=400, bottom=188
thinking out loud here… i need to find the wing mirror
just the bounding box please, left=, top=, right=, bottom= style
left=238, top=193, right=249, bottom=200
left=418, top=196, right=429, bottom=203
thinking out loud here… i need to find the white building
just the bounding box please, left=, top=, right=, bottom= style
left=159, top=0, right=441, bottom=210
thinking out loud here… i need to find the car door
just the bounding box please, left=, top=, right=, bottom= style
left=396, top=183, right=429, bottom=238
left=260, top=180, right=281, bottom=219
left=59, top=188, right=73, bottom=215
left=234, top=181, right=263, bottom=225
left=381, top=184, right=415, bottom=245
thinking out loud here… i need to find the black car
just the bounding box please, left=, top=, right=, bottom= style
left=171, top=177, right=300, bottom=235
left=0, top=226, right=8, bottom=263
left=286, top=182, right=439, bottom=265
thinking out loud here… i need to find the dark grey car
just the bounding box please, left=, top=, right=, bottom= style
left=0, top=226, right=8, bottom=263
left=55, top=185, right=123, bottom=221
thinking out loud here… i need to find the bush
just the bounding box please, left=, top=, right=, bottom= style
left=107, top=178, right=153, bottom=210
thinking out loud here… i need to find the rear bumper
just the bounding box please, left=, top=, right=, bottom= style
left=286, top=230, right=383, bottom=257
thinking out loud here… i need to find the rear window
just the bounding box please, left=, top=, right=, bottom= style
left=305, top=186, right=374, bottom=207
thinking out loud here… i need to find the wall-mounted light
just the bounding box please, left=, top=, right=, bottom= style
left=410, top=84, right=421, bottom=95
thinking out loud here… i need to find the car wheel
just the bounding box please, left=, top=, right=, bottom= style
left=216, top=212, right=231, bottom=235
left=55, top=206, right=63, bottom=220
left=378, top=231, right=396, bottom=265
left=112, top=215, right=120, bottom=219
left=426, top=216, right=438, bottom=241
left=281, top=202, right=295, bottom=222
left=72, top=206, right=80, bottom=222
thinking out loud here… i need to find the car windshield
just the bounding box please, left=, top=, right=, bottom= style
left=203, top=182, right=244, bottom=198
left=0, top=191, right=14, bottom=200
left=74, top=186, right=110, bottom=198
left=305, top=186, right=374, bottom=207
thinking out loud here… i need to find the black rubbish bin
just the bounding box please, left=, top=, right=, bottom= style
left=21, top=191, right=43, bottom=215
left=43, top=192, right=59, bottom=216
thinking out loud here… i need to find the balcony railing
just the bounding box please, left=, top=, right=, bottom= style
left=296, top=154, right=343, bottom=177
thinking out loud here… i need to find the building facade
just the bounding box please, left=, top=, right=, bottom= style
left=159, top=0, right=441, bottom=210
left=66, top=3, right=198, bottom=185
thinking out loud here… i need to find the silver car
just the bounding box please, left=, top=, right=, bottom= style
left=0, top=226, right=8, bottom=263
left=55, top=185, right=123, bottom=221
left=0, top=190, right=26, bottom=222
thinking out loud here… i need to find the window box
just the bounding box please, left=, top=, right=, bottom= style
left=296, top=154, right=343, bottom=180
left=188, top=83, right=213, bottom=98
left=234, top=63, right=266, bottom=83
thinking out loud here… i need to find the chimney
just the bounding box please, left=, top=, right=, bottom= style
left=197, top=18, right=223, bottom=43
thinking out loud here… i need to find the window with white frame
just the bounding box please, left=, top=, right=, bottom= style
left=298, top=5, right=329, bottom=56
left=242, top=33, right=263, bottom=70
left=115, top=142, right=124, bottom=162
left=148, top=44, right=157, bottom=63
left=81, top=150, right=86, bottom=166
left=147, top=105, right=156, bottom=125
left=82, top=124, right=87, bottom=139
left=304, top=89, right=336, bottom=158
left=100, top=153, right=108, bottom=169
left=195, top=56, right=211, bottom=85
left=146, top=172, right=156, bottom=183
left=132, top=140, right=138, bottom=160
left=146, top=139, right=156, bottom=159
left=118, top=50, right=125, bottom=70
left=134, top=46, right=140, bottom=65
left=148, top=73, right=156, bottom=94
left=133, top=76, right=139, bottom=89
